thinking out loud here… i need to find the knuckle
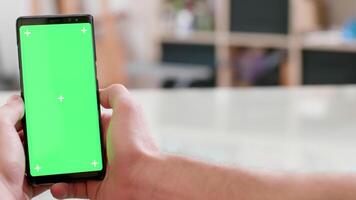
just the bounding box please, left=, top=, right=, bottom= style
left=110, top=84, right=127, bottom=93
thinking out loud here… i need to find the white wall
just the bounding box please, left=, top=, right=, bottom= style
left=122, top=0, right=160, bottom=62
left=0, top=0, right=159, bottom=78
left=0, top=0, right=30, bottom=77
left=85, top=0, right=160, bottom=62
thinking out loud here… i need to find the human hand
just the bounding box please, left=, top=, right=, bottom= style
left=49, top=85, right=356, bottom=200
left=51, top=85, right=160, bottom=199
left=0, top=95, right=48, bottom=200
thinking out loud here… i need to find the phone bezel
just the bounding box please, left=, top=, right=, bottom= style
left=16, top=14, right=106, bottom=185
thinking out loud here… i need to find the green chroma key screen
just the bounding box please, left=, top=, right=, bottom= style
left=19, top=23, right=103, bottom=177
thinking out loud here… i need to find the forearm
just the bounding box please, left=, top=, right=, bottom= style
left=131, top=155, right=274, bottom=200
left=279, top=174, right=356, bottom=200
left=131, top=155, right=356, bottom=200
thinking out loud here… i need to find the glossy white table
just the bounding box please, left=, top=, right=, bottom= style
left=1, top=87, right=355, bottom=200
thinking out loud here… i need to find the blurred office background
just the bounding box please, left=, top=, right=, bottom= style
left=2, top=0, right=356, bottom=90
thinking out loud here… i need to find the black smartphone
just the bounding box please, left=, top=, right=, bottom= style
left=16, top=14, right=106, bottom=185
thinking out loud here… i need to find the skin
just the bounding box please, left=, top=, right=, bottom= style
left=0, top=95, right=48, bottom=199
left=0, top=84, right=356, bottom=200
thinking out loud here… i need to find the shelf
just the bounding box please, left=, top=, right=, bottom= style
left=160, top=31, right=216, bottom=45
left=228, top=32, right=289, bottom=49
left=156, top=0, right=353, bottom=87
left=302, top=31, right=356, bottom=53
left=303, top=43, right=356, bottom=53
left=159, top=31, right=290, bottom=49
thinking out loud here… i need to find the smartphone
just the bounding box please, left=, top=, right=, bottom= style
left=16, top=15, right=106, bottom=185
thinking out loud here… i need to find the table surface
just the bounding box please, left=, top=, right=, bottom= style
left=1, top=86, right=355, bottom=199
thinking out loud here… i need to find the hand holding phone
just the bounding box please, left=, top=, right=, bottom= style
left=0, top=96, right=49, bottom=199
left=50, top=85, right=161, bottom=199
left=15, top=14, right=160, bottom=199
left=0, top=85, right=160, bottom=199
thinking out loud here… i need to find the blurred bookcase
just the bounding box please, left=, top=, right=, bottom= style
left=155, top=0, right=356, bottom=87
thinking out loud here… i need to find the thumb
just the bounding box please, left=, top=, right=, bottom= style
left=0, top=95, right=24, bottom=126
left=0, top=96, right=25, bottom=184
left=99, top=84, right=133, bottom=111
left=99, top=85, right=141, bottom=160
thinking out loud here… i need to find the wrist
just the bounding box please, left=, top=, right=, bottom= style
left=127, top=153, right=179, bottom=200
left=128, top=154, right=169, bottom=199
left=128, top=154, right=238, bottom=200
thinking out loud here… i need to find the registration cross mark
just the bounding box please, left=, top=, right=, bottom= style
left=91, top=160, right=98, bottom=168
left=81, top=27, right=88, bottom=34
left=34, top=165, right=41, bottom=172
left=24, top=30, right=31, bottom=37
left=57, top=95, right=65, bottom=103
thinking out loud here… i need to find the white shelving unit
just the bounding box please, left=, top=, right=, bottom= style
left=155, top=0, right=356, bottom=87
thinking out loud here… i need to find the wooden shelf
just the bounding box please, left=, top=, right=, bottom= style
left=303, top=43, right=356, bottom=53
left=160, top=31, right=216, bottom=45
left=156, top=0, right=296, bottom=87
left=156, top=0, right=354, bottom=87
left=302, top=31, right=356, bottom=53
left=228, top=32, right=289, bottom=49
left=160, top=31, right=290, bottom=49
